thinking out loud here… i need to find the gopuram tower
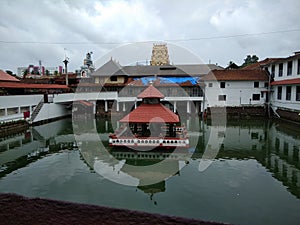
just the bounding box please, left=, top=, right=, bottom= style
left=150, top=43, right=170, bottom=66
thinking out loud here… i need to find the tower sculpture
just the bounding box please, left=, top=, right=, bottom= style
left=150, top=43, right=170, bottom=66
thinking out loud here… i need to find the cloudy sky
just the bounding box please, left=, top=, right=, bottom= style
left=0, top=0, right=299, bottom=74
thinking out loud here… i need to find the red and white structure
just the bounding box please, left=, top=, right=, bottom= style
left=109, top=85, right=189, bottom=149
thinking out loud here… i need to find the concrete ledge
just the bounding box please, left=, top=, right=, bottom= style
left=0, top=193, right=230, bottom=225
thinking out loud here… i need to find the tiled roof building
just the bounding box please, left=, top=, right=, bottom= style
left=0, top=70, right=20, bottom=82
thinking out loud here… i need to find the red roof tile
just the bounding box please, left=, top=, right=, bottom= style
left=241, top=58, right=283, bottom=70
left=0, top=82, right=69, bottom=89
left=0, top=70, right=20, bottom=82
left=271, top=78, right=300, bottom=85
left=203, top=70, right=268, bottom=81
left=137, top=85, right=164, bottom=98
left=119, top=103, right=179, bottom=123
left=76, top=100, right=93, bottom=107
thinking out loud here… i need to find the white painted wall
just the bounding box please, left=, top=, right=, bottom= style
left=271, top=86, right=300, bottom=111
left=0, top=94, right=43, bottom=122
left=266, top=55, right=300, bottom=112
left=267, top=56, right=300, bottom=81
left=0, top=94, right=43, bottom=108
left=33, top=103, right=71, bottom=123
left=53, top=92, right=118, bottom=103
left=204, top=80, right=267, bottom=108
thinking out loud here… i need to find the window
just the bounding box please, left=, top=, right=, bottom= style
left=275, top=138, right=280, bottom=150
left=208, top=83, right=213, bottom=87
left=284, top=142, right=289, bottom=155
left=218, top=95, right=226, bottom=101
left=287, top=61, right=293, bottom=76
left=279, top=63, right=283, bottom=77
left=277, top=86, right=282, bottom=100
left=264, top=82, right=269, bottom=88
left=298, top=59, right=300, bottom=75
left=251, top=132, right=259, bottom=139
left=220, top=82, right=225, bottom=88
left=254, top=81, right=259, bottom=88
left=286, top=86, right=291, bottom=100
left=296, top=86, right=300, bottom=101
left=252, top=94, right=260, bottom=101
left=293, top=145, right=299, bottom=161
left=110, top=76, right=117, bottom=81
left=192, top=87, right=201, bottom=97
left=271, top=65, right=275, bottom=77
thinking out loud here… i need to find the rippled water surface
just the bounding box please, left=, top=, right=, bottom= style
left=1, top=118, right=300, bottom=225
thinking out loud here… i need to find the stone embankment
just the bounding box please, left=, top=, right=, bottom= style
left=0, top=120, right=29, bottom=138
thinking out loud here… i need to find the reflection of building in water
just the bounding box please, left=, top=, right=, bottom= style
left=266, top=123, right=300, bottom=197
left=0, top=119, right=77, bottom=177
left=201, top=120, right=300, bottom=198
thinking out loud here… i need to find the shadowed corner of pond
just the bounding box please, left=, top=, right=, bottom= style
left=0, top=193, right=233, bottom=225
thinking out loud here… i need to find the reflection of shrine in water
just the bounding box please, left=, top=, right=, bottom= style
left=79, top=138, right=191, bottom=195
left=1, top=117, right=300, bottom=200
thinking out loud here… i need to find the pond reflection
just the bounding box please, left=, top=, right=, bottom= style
left=0, top=118, right=300, bottom=225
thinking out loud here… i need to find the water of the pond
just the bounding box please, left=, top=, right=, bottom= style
left=0, top=117, right=300, bottom=225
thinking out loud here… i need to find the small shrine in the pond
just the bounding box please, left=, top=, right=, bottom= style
left=109, top=84, right=189, bottom=149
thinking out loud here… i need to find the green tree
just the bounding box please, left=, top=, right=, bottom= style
left=22, top=69, right=28, bottom=78
left=241, top=55, right=259, bottom=67
left=5, top=70, right=13, bottom=75
left=45, top=70, right=50, bottom=76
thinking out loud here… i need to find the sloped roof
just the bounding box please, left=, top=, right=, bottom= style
left=242, top=58, right=284, bottom=70
left=92, top=58, right=124, bottom=76
left=125, top=77, right=200, bottom=87
left=119, top=103, right=179, bottom=123
left=137, top=85, right=164, bottom=99
left=271, top=78, right=300, bottom=85
left=92, top=61, right=224, bottom=77
left=0, top=70, right=20, bottom=82
left=203, top=70, right=268, bottom=81
left=0, top=82, right=69, bottom=89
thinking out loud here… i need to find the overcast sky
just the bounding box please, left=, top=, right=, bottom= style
left=0, top=0, right=300, bottom=74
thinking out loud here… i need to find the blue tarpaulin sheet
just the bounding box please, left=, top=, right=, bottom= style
left=134, top=77, right=198, bottom=85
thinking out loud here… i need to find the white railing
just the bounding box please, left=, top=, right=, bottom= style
left=109, top=137, right=189, bottom=147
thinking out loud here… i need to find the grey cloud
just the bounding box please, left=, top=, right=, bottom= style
left=0, top=0, right=300, bottom=73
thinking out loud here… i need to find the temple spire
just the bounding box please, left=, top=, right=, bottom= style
left=150, top=43, right=170, bottom=66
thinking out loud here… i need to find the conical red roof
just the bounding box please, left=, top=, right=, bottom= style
left=119, top=103, right=179, bottom=123
left=137, top=85, right=164, bottom=99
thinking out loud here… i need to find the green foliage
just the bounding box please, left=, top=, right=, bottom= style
left=241, top=55, right=259, bottom=67
left=5, top=70, right=13, bottom=75
left=22, top=69, right=28, bottom=78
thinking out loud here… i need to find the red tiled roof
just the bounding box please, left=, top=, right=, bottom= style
left=203, top=70, right=268, bottom=81
left=119, top=103, right=179, bottom=123
left=76, top=100, right=93, bottom=107
left=241, top=58, right=283, bottom=70
left=137, top=85, right=164, bottom=98
left=0, top=70, right=20, bottom=82
left=0, top=82, right=69, bottom=89
left=271, top=78, right=300, bottom=85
